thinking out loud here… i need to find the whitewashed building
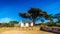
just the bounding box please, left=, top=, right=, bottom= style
left=20, top=20, right=33, bottom=27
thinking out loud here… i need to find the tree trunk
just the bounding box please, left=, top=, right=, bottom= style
left=33, top=18, right=36, bottom=26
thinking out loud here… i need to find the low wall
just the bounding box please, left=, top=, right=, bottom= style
left=40, top=27, right=60, bottom=33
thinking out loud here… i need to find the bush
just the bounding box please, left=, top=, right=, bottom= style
left=0, top=23, right=14, bottom=27
left=56, top=23, right=60, bottom=27
left=45, top=22, right=56, bottom=27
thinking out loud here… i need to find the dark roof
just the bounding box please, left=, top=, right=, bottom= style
left=22, top=21, right=31, bottom=23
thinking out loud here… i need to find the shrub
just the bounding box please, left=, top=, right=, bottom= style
left=45, top=22, right=56, bottom=27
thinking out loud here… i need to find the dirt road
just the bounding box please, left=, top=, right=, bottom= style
left=0, top=27, right=55, bottom=34
left=1, top=30, right=54, bottom=34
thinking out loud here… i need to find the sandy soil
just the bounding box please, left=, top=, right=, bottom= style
left=0, top=27, right=55, bottom=34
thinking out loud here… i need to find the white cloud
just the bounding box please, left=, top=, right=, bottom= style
left=0, top=17, right=12, bottom=23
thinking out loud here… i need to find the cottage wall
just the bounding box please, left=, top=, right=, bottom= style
left=25, top=23, right=29, bottom=27
left=20, top=21, right=33, bottom=27
left=31, top=22, right=33, bottom=26
left=21, top=23, right=24, bottom=27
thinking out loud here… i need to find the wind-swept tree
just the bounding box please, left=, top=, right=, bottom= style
left=19, top=8, right=48, bottom=26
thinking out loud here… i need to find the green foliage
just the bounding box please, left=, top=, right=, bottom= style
left=35, top=23, right=41, bottom=26
left=56, top=23, right=60, bottom=27
left=0, top=23, right=14, bottom=27
left=9, top=20, right=19, bottom=24
left=19, top=13, right=31, bottom=18
left=45, top=22, right=56, bottom=26
left=0, top=20, right=18, bottom=27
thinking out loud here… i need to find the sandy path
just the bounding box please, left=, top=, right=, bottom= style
left=1, top=30, right=24, bottom=34
left=1, top=30, right=54, bottom=34
left=0, top=27, right=55, bottom=34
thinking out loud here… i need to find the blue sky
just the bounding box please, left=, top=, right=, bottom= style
left=0, top=0, right=60, bottom=23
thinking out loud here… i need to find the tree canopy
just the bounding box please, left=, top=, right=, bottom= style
left=19, top=8, right=48, bottom=25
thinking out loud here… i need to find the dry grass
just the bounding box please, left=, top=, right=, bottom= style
left=0, top=26, right=54, bottom=34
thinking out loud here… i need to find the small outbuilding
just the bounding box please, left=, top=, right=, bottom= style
left=20, top=20, right=33, bottom=27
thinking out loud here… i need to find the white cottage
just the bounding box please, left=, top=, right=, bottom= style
left=20, top=20, right=33, bottom=27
